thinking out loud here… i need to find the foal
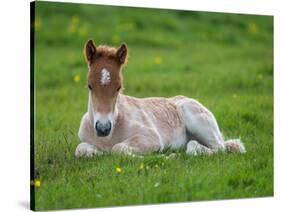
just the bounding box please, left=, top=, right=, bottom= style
left=75, top=40, right=246, bottom=157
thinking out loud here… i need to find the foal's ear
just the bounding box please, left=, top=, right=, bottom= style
left=84, top=39, right=96, bottom=63
left=116, top=43, right=128, bottom=64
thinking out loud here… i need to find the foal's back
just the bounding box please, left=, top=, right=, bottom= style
left=116, top=94, right=187, bottom=149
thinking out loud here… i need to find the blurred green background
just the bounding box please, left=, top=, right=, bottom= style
left=34, top=1, right=273, bottom=210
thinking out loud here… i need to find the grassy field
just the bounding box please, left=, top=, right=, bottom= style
left=33, top=2, right=273, bottom=210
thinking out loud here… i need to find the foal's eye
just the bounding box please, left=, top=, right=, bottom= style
left=88, top=84, right=92, bottom=90
left=117, top=86, right=121, bottom=92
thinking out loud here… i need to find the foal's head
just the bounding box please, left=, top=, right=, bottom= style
left=84, top=39, right=127, bottom=137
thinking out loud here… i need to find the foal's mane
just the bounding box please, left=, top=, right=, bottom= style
left=96, top=45, right=118, bottom=59
left=95, top=45, right=128, bottom=65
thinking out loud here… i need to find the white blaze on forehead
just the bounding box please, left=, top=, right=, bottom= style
left=100, top=68, right=111, bottom=85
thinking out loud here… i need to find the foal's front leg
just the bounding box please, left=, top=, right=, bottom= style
left=75, top=142, right=100, bottom=157
left=75, top=113, right=101, bottom=157
left=112, top=134, right=161, bottom=155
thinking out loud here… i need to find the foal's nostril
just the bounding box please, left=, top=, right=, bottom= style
left=95, top=121, right=112, bottom=137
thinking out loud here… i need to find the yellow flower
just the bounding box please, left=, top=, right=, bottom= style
left=116, top=167, right=122, bottom=173
left=68, top=15, right=80, bottom=34
left=249, top=22, right=258, bottom=34
left=68, top=25, right=76, bottom=34
left=71, top=15, right=80, bottom=25
left=73, top=74, right=80, bottom=83
left=35, top=179, right=41, bottom=188
left=232, top=93, right=238, bottom=98
left=112, top=35, right=120, bottom=44
left=154, top=56, right=162, bottom=65
left=34, top=17, right=42, bottom=31
left=139, top=163, right=144, bottom=170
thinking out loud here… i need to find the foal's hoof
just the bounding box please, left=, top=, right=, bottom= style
left=75, top=143, right=99, bottom=158
left=186, top=140, right=213, bottom=156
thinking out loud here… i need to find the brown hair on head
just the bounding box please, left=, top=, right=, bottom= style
left=84, top=39, right=128, bottom=66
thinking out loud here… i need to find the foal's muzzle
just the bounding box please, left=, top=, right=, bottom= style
left=95, top=121, right=112, bottom=137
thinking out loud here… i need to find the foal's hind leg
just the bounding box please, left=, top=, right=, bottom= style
left=175, top=98, right=226, bottom=155
left=186, top=140, right=213, bottom=155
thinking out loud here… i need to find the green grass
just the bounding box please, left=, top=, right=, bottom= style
left=33, top=1, right=273, bottom=210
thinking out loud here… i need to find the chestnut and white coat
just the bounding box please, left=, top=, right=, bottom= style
left=75, top=40, right=246, bottom=157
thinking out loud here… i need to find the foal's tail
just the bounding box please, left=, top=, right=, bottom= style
left=224, top=139, right=246, bottom=153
